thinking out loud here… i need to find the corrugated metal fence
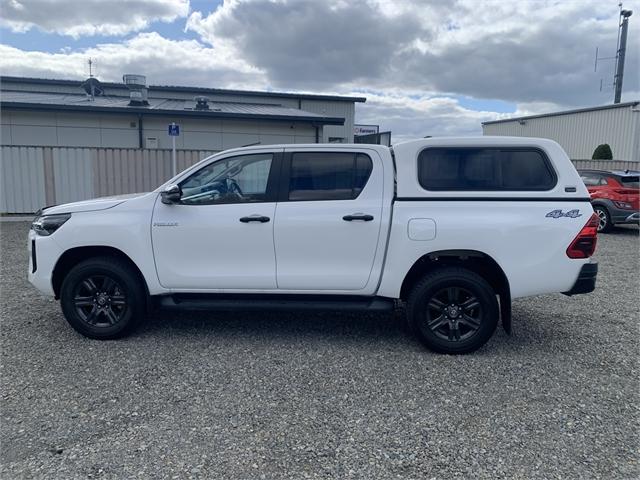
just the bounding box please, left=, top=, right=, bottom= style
left=1, top=147, right=216, bottom=213
left=1, top=146, right=639, bottom=213
left=571, top=159, right=639, bottom=171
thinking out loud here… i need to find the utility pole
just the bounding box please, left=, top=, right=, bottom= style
left=614, top=9, right=633, bottom=103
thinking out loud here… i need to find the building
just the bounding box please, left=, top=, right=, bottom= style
left=0, top=75, right=365, bottom=149
left=0, top=75, right=367, bottom=214
left=482, top=102, right=640, bottom=161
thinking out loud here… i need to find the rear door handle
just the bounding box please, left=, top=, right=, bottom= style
left=343, top=214, right=374, bottom=222
left=239, top=215, right=270, bottom=223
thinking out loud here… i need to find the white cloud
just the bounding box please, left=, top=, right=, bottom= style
left=0, top=32, right=265, bottom=88
left=1, top=0, right=190, bottom=37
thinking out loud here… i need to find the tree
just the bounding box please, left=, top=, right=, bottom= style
left=592, top=144, right=613, bottom=160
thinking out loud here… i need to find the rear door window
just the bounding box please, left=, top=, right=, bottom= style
left=418, top=148, right=556, bottom=191
left=287, top=152, right=373, bottom=201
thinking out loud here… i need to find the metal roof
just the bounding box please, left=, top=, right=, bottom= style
left=0, top=90, right=345, bottom=125
left=482, top=101, right=640, bottom=125
left=0, top=75, right=366, bottom=103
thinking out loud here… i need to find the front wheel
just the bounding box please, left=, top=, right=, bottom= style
left=60, top=257, right=146, bottom=339
left=593, top=205, right=613, bottom=233
left=407, top=268, right=499, bottom=354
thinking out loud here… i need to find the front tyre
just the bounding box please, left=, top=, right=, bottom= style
left=60, top=257, right=146, bottom=339
left=593, top=205, right=613, bottom=233
left=407, top=268, right=499, bottom=354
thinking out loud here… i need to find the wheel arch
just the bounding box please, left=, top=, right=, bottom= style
left=52, top=245, right=150, bottom=300
left=399, top=249, right=511, bottom=332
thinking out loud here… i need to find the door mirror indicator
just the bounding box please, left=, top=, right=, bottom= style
left=161, top=184, right=182, bottom=204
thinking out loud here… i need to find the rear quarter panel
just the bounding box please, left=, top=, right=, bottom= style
left=377, top=200, right=593, bottom=299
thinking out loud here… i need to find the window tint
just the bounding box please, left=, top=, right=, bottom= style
left=620, top=176, right=640, bottom=188
left=418, top=148, right=556, bottom=191
left=288, top=152, right=373, bottom=201
left=179, top=153, right=273, bottom=205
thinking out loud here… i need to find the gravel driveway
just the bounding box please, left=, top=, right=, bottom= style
left=1, top=221, right=638, bottom=479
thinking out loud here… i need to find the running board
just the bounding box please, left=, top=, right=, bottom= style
left=158, top=293, right=396, bottom=312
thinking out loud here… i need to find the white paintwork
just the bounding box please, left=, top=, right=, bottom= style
left=29, top=137, right=592, bottom=305
left=408, top=219, right=437, bottom=241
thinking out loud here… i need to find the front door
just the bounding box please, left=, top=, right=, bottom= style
left=274, top=149, right=384, bottom=291
left=152, top=150, right=281, bottom=290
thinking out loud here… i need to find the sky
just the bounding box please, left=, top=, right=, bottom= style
left=1, top=0, right=638, bottom=142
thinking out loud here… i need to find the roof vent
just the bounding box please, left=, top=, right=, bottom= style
left=81, top=77, right=103, bottom=100
left=194, top=96, right=210, bottom=110
left=123, top=74, right=149, bottom=106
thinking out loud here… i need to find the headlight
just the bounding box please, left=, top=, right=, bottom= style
left=31, top=213, right=71, bottom=236
left=613, top=201, right=634, bottom=209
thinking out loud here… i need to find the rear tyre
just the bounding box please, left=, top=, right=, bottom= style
left=593, top=205, right=613, bottom=233
left=60, top=257, right=146, bottom=339
left=407, top=268, right=499, bottom=354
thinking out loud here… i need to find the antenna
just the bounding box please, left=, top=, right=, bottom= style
left=596, top=4, right=633, bottom=103
left=614, top=7, right=633, bottom=103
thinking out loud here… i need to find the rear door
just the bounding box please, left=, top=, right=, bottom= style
left=273, top=148, right=384, bottom=291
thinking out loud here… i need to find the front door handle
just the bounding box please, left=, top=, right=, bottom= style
left=343, top=214, right=374, bottom=222
left=239, top=215, right=270, bottom=223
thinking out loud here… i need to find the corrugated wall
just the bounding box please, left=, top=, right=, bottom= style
left=1, top=146, right=215, bottom=213
left=0, top=146, right=47, bottom=213
left=483, top=106, right=640, bottom=161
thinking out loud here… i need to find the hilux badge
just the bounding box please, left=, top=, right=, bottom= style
left=545, top=209, right=582, bottom=219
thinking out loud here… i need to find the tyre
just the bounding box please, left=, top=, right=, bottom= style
left=593, top=205, right=613, bottom=233
left=60, top=257, right=146, bottom=339
left=406, top=268, right=499, bottom=354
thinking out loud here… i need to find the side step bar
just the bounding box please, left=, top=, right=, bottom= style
left=158, top=293, right=396, bottom=312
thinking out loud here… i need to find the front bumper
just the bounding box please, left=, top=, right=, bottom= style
left=28, top=229, right=60, bottom=297
left=562, top=263, right=598, bottom=296
left=622, top=212, right=640, bottom=223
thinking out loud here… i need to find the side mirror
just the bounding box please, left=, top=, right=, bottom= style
left=161, top=184, right=182, bottom=204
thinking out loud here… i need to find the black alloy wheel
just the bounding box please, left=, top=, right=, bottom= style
left=60, top=257, right=145, bottom=339
left=425, top=286, right=482, bottom=342
left=407, top=267, right=499, bottom=354
left=73, top=275, right=127, bottom=327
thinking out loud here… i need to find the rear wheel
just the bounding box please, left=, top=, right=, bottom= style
left=60, top=257, right=145, bottom=339
left=593, top=205, right=613, bottom=233
left=407, top=268, right=499, bottom=354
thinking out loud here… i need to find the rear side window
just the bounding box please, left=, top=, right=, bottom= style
left=620, top=176, right=639, bottom=188
left=288, top=152, right=373, bottom=201
left=418, top=148, right=556, bottom=191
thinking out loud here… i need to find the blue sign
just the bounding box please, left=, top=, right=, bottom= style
left=168, top=124, right=180, bottom=136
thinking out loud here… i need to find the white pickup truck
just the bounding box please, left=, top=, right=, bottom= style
left=28, top=137, right=598, bottom=353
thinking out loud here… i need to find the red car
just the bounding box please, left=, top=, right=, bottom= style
left=579, top=169, right=640, bottom=232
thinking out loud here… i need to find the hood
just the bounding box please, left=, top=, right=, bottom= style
left=41, top=193, right=149, bottom=215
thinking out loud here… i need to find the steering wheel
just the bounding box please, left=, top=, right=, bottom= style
left=227, top=178, right=243, bottom=197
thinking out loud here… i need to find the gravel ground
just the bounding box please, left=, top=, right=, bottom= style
left=1, top=221, right=638, bottom=479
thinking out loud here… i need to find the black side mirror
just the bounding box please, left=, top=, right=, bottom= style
left=161, top=184, right=182, bottom=204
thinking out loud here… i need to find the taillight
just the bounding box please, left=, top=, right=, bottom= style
left=566, top=213, right=598, bottom=259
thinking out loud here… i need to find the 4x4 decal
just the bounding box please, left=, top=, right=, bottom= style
left=546, top=209, right=582, bottom=218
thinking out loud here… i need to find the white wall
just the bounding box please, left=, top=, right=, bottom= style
left=2, top=109, right=318, bottom=150
left=482, top=105, right=640, bottom=161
